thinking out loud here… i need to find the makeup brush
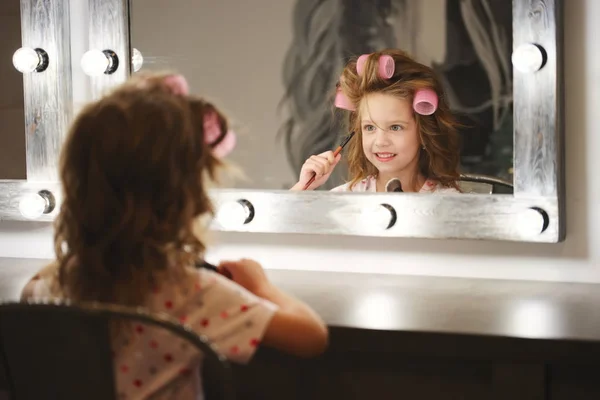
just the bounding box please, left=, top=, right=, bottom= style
left=195, top=260, right=233, bottom=279
left=385, top=178, right=404, bottom=192
left=196, top=260, right=218, bottom=272
left=303, top=131, right=356, bottom=190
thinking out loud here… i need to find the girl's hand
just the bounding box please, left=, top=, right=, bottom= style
left=291, top=151, right=341, bottom=190
left=217, top=258, right=271, bottom=296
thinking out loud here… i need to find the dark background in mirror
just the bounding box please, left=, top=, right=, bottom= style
left=130, top=0, right=512, bottom=190
left=0, top=0, right=26, bottom=179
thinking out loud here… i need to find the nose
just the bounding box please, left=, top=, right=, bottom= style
left=373, top=127, right=392, bottom=147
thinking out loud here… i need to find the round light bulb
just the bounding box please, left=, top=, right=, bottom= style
left=12, top=47, right=47, bottom=73
left=512, top=43, right=546, bottom=73
left=132, top=48, right=144, bottom=72
left=81, top=49, right=110, bottom=76
left=515, top=207, right=548, bottom=236
left=81, top=49, right=119, bottom=76
left=18, top=191, right=54, bottom=219
left=358, top=203, right=397, bottom=231
left=214, top=200, right=254, bottom=229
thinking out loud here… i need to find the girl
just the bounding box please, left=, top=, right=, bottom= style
left=21, top=73, right=328, bottom=399
left=291, top=49, right=461, bottom=193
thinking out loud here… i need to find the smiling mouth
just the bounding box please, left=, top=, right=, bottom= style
left=375, top=152, right=397, bottom=162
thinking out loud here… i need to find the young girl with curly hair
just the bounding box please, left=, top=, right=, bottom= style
left=21, top=73, right=327, bottom=399
left=291, top=49, right=461, bottom=193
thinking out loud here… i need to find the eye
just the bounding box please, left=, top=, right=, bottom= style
left=390, top=125, right=404, bottom=131
left=362, top=124, right=376, bottom=132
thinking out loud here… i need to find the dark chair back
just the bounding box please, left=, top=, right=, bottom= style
left=459, top=173, right=514, bottom=194
left=0, top=300, right=235, bottom=400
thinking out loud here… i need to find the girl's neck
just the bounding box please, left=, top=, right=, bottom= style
left=375, top=170, right=426, bottom=192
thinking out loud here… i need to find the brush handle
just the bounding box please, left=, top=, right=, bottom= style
left=196, top=261, right=233, bottom=279
left=302, top=145, right=343, bottom=190
left=301, top=132, right=355, bottom=191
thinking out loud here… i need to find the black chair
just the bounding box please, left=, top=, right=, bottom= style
left=458, top=173, right=514, bottom=194
left=0, top=300, right=235, bottom=400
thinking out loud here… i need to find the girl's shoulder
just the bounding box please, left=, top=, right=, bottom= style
left=21, top=262, right=60, bottom=300
left=420, top=179, right=461, bottom=194
left=330, top=176, right=375, bottom=192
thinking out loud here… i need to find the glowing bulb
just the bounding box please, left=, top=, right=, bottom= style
left=358, top=203, right=396, bottom=231
left=12, top=47, right=48, bottom=73
left=18, top=190, right=54, bottom=219
left=214, top=200, right=254, bottom=229
left=132, top=48, right=143, bottom=72
left=81, top=49, right=118, bottom=76
left=515, top=207, right=548, bottom=236
left=512, top=43, right=546, bottom=73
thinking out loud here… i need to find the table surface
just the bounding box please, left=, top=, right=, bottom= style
left=3, top=257, right=600, bottom=346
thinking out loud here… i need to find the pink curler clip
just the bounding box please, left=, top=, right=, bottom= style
left=211, top=130, right=236, bottom=158
left=356, top=54, right=370, bottom=76
left=378, top=55, right=395, bottom=79
left=203, top=110, right=237, bottom=157
left=334, top=88, right=356, bottom=111
left=163, top=74, right=190, bottom=96
left=356, top=54, right=395, bottom=79
left=413, top=89, right=438, bottom=115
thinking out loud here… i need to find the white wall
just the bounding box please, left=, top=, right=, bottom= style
left=1, top=0, right=598, bottom=284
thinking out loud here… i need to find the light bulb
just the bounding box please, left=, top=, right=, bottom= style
left=132, top=48, right=143, bottom=72
left=358, top=203, right=397, bottom=231
left=515, top=207, right=548, bottom=237
left=12, top=47, right=48, bottom=73
left=18, top=190, right=55, bottom=219
left=214, top=199, right=254, bottom=229
left=512, top=43, right=546, bottom=73
left=81, top=49, right=119, bottom=76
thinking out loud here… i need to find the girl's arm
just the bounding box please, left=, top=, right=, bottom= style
left=218, top=259, right=328, bottom=358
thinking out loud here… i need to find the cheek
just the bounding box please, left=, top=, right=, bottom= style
left=388, top=132, right=420, bottom=158
left=361, top=134, right=374, bottom=150
left=395, top=129, right=420, bottom=149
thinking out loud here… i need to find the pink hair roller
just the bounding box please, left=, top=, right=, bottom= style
left=334, top=87, right=356, bottom=111
left=163, top=74, right=190, bottom=96
left=377, top=55, right=395, bottom=79
left=211, top=130, right=236, bottom=158
left=356, top=54, right=395, bottom=79
left=356, top=54, right=370, bottom=76
left=203, top=110, right=237, bottom=158
left=413, top=89, right=438, bottom=115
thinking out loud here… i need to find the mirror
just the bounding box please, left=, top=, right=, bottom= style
left=0, top=0, right=564, bottom=243
left=129, top=0, right=513, bottom=192
left=0, top=0, right=27, bottom=180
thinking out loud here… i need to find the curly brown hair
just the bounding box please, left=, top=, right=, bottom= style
left=338, top=49, right=461, bottom=191
left=54, top=72, right=229, bottom=307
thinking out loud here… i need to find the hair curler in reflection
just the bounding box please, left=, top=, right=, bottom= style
left=413, top=89, right=438, bottom=115
left=385, top=178, right=403, bottom=192
left=303, top=131, right=356, bottom=190
left=356, top=54, right=395, bottom=79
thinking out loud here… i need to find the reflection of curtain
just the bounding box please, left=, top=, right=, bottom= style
left=433, top=0, right=513, bottom=178
left=279, top=0, right=403, bottom=189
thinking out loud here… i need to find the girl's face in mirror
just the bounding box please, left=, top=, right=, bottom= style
left=359, top=93, right=421, bottom=178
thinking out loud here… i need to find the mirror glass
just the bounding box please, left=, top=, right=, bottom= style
left=0, top=0, right=26, bottom=179
left=129, top=0, right=513, bottom=192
